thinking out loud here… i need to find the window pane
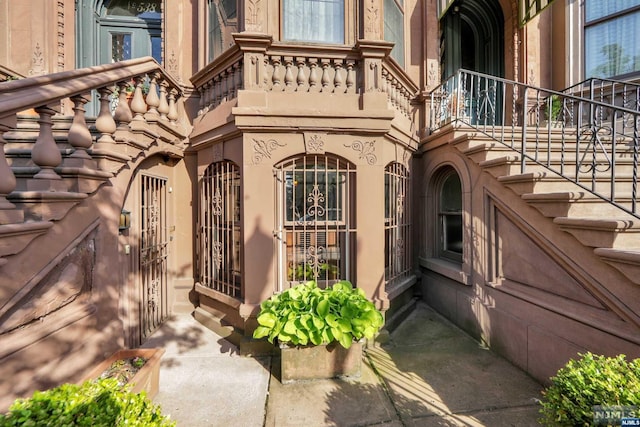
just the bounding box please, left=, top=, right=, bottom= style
left=384, top=0, right=405, bottom=66
left=151, top=35, right=162, bottom=63
left=440, top=173, right=462, bottom=212
left=283, top=0, right=345, bottom=44
left=443, top=214, right=463, bottom=254
left=111, top=33, right=132, bottom=62
left=585, top=0, right=640, bottom=22
left=209, top=0, right=238, bottom=60
left=585, top=11, right=640, bottom=78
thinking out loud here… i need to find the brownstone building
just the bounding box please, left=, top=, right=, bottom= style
left=0, top=0, right=639, bottom=408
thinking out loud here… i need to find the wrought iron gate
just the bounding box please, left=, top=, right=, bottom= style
left=139, top=174, right=169, bottom=343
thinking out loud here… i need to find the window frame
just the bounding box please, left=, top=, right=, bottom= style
left=436, top=167, right=463, bottom=264
left=384, top=0, right=405, bottom=67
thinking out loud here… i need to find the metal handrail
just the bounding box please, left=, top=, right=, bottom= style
left=428, top=69, right=639, bottom=219
left=562, top=77, right=640, bottom=112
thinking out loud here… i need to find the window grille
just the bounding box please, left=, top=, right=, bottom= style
left=385, top=162, right=411, bottom=286
left=199, top=161, right=242, bottom=298
left=275, top=155, right=355, bottom=291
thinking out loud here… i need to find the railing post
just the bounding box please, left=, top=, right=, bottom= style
left=32, top=106, right=62, bottom=181
left=520, top=87, right=528, bottom=173
left=68, top=94, right=93, bottom=159
left=95, top=87, right=117, bottom=143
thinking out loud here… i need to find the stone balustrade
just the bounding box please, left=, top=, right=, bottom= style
left=0, top=58, right=186, bottom=216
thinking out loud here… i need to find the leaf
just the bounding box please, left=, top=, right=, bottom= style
left=338, top=332, right=353, bottom=349
left=316, top=299, right=330, bottom=317
left=253, top=326, right=271, bottom=339
left=256, top=312, right=277, bottom=328
left=283, top=319, right=298, bottom=335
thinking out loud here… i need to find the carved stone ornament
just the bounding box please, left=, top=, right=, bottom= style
left=252, top=138, right=286, bottom=164
left=245, top=0, right=263, bottom=32
left=365, top=0, right=381, bottom=39
left=344, top=140, right=378, bottom=165
left=304, top=133, right=326, bottom=153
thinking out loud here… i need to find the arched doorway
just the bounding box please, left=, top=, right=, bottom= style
left=440, top=0, right=504, bottom=79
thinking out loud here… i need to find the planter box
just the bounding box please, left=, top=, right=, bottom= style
left=80, top=348, right=165, bottom=399
left=279, top=341, right=362, bottom=384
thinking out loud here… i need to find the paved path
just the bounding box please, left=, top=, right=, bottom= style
left=145, top=302, right=543, bottom=426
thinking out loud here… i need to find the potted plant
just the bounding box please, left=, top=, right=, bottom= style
left=79, top=348, right=165, bottom=400
left=253, top=280, right=384, bottom=383
left=542, top=94, right=564, bottom=127
left=0, top=378, right=175, bottom=426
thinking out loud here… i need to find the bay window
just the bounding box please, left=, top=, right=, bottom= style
left=283, top=0, right=345, bottom=44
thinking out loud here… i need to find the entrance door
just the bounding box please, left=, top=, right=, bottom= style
left=440, top=0, right=504, bottom=78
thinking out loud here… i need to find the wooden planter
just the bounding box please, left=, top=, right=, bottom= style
left=279, top=341, right=363, bottom=384
left=80, top=348, right=165, bottom=399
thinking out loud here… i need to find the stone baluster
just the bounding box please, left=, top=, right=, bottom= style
left=234, top=62, right=243, bottom=92
left=32, top=106, right=62, bottom=180
left=203, top=85, right=211, bottom=114
left=284, top=57, right=295, bottom=92
left=296, top=57, right=307, bottom=91
left=346, top=61, right=355, bottom=93
left=230, top=66, right=238, bottom=99
left=381, top=69, right=389, bottom=100
left=144, top=73, right=160, bottom=119
left=158, top=81, right=170, bottom=120
left=95, top=87, right=117, bottom=143
left=308, top=58, right=319, bottom=92
left=197, top=85, right=205, bottom=115
left=333, top=60, right=344, bottom=93
left=114, top=81, right=133, bottom=129
left=130, top=76, right=147, bottom=121
left=68, top=95, right=93, bottom=159
left=213, top=76, right=221, bottom=106
left=321, top=59, right=331, bottom=92
left=168, top=89, right=179, bottom=123
left=226, top=67, right=234, bottom=99
left=272, top=56, right=282, bottom=91
left=392, top=79, right=399, bottom=108
left=222, top=70, right=230, bottom=103
left=0, top=126, right=17, bottom=210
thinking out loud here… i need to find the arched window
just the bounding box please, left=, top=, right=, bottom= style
left=437, top=168, right=463, bottom=263
left=385, top=162, right=411, bottom=286
left=199, top=161, right=242, bottom=298
left=275, top=155, right=355, bottom=290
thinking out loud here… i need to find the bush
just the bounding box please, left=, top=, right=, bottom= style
left=0, top=378, right=175, bottom=427
left=539, top=352, right=640, bottom=426
left=253, top=280, right=384, bottom=349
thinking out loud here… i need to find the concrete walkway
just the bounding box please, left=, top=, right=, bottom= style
left=144, top=302, right=543, bottom=426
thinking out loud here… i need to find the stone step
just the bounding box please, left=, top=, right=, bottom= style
left=498, top=171, right=634, bottom=198
left=521, top=191, right=634, bottom=218
left=593, top=247, right=640, bottom=285
left=553, top=217, right=640, bottom=249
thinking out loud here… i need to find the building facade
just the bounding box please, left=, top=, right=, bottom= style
left=0, top=0, right=639, bottom=408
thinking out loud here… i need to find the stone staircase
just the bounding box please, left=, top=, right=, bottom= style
left=0, top=58, right=190, bottom=324
left=441, top=125, right=640, bottom=285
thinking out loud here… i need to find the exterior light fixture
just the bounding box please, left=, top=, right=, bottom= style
left=119, top=209, right=131, bottom=232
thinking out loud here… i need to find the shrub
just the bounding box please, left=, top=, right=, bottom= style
left=0, top=378, right=175, bottom=427
left=253, top=280, right=384, bottom=349
left=539, top=352, right=640, bottom=426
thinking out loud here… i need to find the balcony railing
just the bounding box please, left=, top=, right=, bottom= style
left=191, top=36, right=418, bottom=120
left=428, top=69, right=639, bottom=219
left=562, top=77, right=640, bottom=112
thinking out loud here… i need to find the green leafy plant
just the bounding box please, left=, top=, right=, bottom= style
left=0, top=378, right=175, bottom=427
left=544, top=94, right=563, bottom=121
left=253, top=280, right=384, bottom=349
left=539, top=352, right=640, bottom=426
